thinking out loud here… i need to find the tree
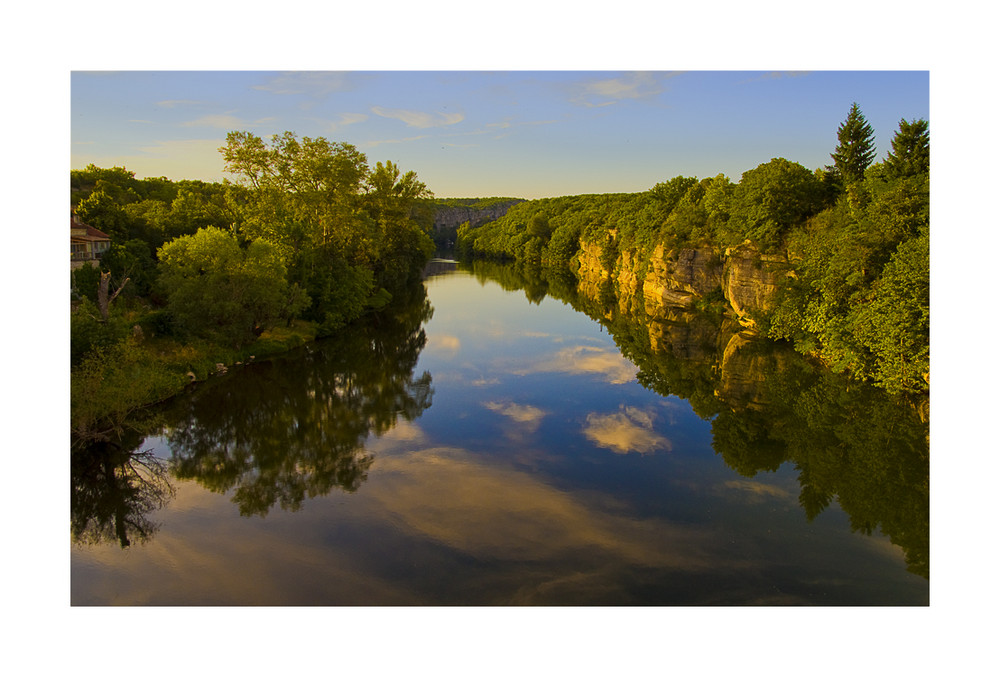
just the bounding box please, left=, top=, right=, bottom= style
left=728, top=158, right=825, bottom=251
left=157, top=227, right=307, bottom=347
left=830, top=102, right=877, bottom=183
left=850, top=231, right=929, bottom=393
left=885, top=118, right=930, bottom=178
left=75, top=189, right=133, bottom=241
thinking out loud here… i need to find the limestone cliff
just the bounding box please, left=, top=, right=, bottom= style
left=721, top=244, right=793, bottom=328
left=433, top=200, right=524, bottom=233
left=574, top=237, right=790, bottom=330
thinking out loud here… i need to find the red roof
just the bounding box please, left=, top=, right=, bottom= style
left=70, top=214, right=110, bottom=240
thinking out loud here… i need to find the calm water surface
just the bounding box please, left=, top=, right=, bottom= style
left=71, top=261, right=929, bottom=605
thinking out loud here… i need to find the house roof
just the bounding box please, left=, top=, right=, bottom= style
left=70, top=214, right=110, bottom=241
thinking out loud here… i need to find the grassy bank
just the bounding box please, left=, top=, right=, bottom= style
left=70, top=319, right=318, bottom=446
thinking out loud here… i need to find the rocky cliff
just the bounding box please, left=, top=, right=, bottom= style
left=574, top=237, right=791, bottom=329
left=433, top=200, right=524, bottom=233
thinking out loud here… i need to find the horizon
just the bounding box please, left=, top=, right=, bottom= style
left=70, top=70, right=928, bottom=200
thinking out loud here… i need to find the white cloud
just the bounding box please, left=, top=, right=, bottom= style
left=583, top=406, right=670, bottom=455
left=484, top=401, right=547, bottom=428
left=514, top=345, right=637, bottom=384
left=570, top=72, right=678, bottom=107
left=371, top=105, right=465, bottom=129
left=427, top=334, right=461, bottom=356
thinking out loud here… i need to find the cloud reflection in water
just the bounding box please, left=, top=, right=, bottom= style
left=583, top=406, right=671, bottom=455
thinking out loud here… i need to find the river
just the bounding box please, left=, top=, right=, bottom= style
left=70, top=259, right=929, bottom=605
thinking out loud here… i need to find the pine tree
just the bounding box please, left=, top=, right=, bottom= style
left=830, top=102, right=877, bottom=183
left=885, top=118, right=930, bottom=178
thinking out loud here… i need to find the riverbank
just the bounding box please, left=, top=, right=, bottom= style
left=70, top=318, right=319, bottom=446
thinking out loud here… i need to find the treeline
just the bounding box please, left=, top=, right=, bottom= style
left=457, top=105, right=930, bottom=394
left=71, top=131, right=436, bottom=441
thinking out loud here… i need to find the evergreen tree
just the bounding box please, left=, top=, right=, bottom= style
left=830, top=102, right=877, bottom=183
left=885, top=118, right=930, bottom=178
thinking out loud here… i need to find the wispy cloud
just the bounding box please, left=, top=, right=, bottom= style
left=513, top=345, right=637, bottom=384
left=181, top=113, right=245, bottom=129
left=252, top=71, right=356, bottom=97
left=484, top=401, right=547, bottom=432
left=371, top=105, right=465, bottom=129
left=332, top=112, right=368, bottom=128
left=156, top=99, right=200, bottom=108
left=71, top=138, right=227, bottom=182
left=569, top=72, right=679, bottom=107
left=741, top=71, right=811, bottom=83
left=365, top=134, right=430, bottom=148
left=427, top=334, right=461, bottom=356
left=719, top=480, right=793, bottom=504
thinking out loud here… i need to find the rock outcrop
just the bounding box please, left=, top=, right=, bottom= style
left=721, top=244, right=793, bottom=328
left=433, top=200, right=524, bottom=233
left=574, top=237, right=790, bottom=330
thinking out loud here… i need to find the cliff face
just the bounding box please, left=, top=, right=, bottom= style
left=721, top=245, right=793, bottom=328
left=433, top=200, right=524, bottom=232
left=574, top=238, right=786, bottom=328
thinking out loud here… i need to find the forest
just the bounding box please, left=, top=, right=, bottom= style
left=71, top=104, right=928, bottom=445
left=71, top=131, right=437, bottom=444
left=456, top=104, right=930, bottom=395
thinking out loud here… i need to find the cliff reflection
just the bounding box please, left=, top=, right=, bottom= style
left=71, top=433, right=175, bottom=549
left=468, top=260, right=929, bottom=579
left=161, top=286, right=435, bottom=517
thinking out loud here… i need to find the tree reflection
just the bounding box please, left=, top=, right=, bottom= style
left=71, top=433, right=175, bottom=549
left=470, top=260, right=930, bottom=579
left=162, top=286, right=435, bottom=516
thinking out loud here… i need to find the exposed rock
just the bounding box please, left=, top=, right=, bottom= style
left=715, top=331, right=792, bottom=410
left=721, top=244, right=793, bottom=328
left=433, top=200, right=524, bottom=233
left=575, top=237, right=789, bottom=329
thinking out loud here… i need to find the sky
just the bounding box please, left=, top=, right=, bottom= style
left=70, top=70, right=929, bottom=199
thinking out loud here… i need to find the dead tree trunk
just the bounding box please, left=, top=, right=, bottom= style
left=97, top=271, right=129, bottom=322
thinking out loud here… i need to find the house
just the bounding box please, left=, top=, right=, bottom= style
left=71, top=213, right=111, bottom=269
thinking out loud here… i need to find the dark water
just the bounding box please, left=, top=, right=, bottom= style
left=70, top=260, right=929, bottom=605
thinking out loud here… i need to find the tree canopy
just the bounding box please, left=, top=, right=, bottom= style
left=830, top=102, right=877, bottom=183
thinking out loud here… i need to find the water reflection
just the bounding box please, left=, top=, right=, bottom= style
left=467, top=260, right=930, bottom=579
left=161, top=286, right=435, bottom=516
left=583, top=405, right=671, bottom=455
left=71, top=434, right=174, bottom=548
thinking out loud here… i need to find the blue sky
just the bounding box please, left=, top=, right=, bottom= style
left=71, top=70, right=928, bottom=199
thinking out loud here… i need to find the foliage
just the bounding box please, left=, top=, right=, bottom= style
left=850, top=231, right=929, bottom=392
left=156, top=227, right=307, bottom=348
left=219, top=131, right=435, bottom=324
left=885, top=118, right=930, bottom=179
left=830, top=102, right=877, bottom=183
left=725, top=158, right=826, bottom=251
left=71, top=337, right=187, bottom=443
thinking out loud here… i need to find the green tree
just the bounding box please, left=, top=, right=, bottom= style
left=362, top=160, right=435, bottom=288
left=850, top=231, right=929, bottom=393
left=728, top=158, right=825, bottom=251
left=885, top=118, right=930, bottom=178
left=830, top=102, right=877, bottom=183
left=157, top=227, right=308, bottom=347
left=75, top=189, right=133, bottom=241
